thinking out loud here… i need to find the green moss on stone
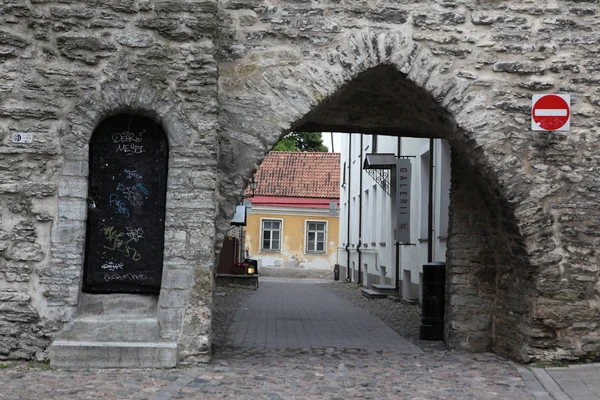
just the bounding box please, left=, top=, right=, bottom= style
left=237, top=64, right=257, bottom=75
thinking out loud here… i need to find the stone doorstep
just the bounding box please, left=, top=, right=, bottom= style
left=387, top=294, right=403, bottom=302
left=55, top=317, right=161, bottom=342
left=361, top=288, right=388, bottom=299
left=400, top=298, right=420, bottom=305
left=48, top=315, right=178, bottom=368
left=78, top=293, right=158, bottom=316
left=371, top=284, right=397, bottom=294
left=49, top=293, right=175, bottom=368
left=49, top=340, right=177, bottom=368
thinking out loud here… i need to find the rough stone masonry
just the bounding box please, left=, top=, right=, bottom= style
left=1, top=0, right=600, bottom=365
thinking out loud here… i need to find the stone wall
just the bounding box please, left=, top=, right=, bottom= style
left=1, top=0, right=599, bottom=363
left=0, top=0, right=220, bottom=362
left=446, top=151, right=533, bottom=361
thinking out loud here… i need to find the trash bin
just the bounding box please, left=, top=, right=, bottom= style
left=420, top=262, right=446, bottom=340
left=333, top=264, right=340, bottom=281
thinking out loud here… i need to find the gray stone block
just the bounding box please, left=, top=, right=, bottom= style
left=49, top=340, right=177, bottom=368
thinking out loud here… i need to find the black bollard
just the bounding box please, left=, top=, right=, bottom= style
left=420, top=262, right=446, bottom=340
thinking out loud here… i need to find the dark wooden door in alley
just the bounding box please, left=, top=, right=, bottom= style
left=83, top=114, right=169, bottom=293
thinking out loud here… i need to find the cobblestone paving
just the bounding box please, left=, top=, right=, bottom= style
left=0, top=279, right=535, bottom=399
left=321, top=280, right=447, bottom=352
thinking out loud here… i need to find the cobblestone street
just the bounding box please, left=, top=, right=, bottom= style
left=0, top=278, right=576, bottom=399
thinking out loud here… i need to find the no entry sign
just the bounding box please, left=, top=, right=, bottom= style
left=531, top=94, right=571, bottom=131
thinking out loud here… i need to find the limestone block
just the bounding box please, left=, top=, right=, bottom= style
left=158, top=306, right=184, bottom=339
left=37, top=265, right=81, bottom=285
left=115, top=32, right=154, bottom=48
left=58, top=179, right=87, bottom=199
left=159, top=289, right=189, bottom=309
left=58, top=199, right=87, bottom=221
left=161, top=268, right=194, bottom=290
left=51, top=220, right=85, bottom=244
left=0, top=30, right=29, bottom=48
left=50, top=243, right=85, bottom=266
left=0, top=261, right=32, bottom=282
left=6, top=242, right=44, bottom=262
left=56, top=36, right=116, bottom=65
left=61, top=162, right=87, bottom=177
left=0, top=298, right=39, bottom=323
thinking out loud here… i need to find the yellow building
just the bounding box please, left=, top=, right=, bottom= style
left=244, top=152, right=340, bottom=278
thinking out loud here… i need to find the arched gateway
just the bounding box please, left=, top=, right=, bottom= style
left=0, top=2, right=598, bottom=366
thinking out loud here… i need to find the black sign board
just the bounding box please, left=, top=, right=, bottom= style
left=83, top=114, right=169, bottom=293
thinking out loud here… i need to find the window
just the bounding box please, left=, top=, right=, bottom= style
left=372, top=135, right=378, bottom=153
left=261, top=219, right=282, bottom=252
left=306, top=221, right=327, bottom=253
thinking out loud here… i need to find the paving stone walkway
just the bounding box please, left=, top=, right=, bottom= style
left=520, top=363, right=600, bottom=400
left=0, top=278, right=596, bottom=399
left=224, top=280, right=421, bottom=352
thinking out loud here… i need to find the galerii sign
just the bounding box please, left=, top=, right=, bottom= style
left=531, top=94, right=571, bottom=131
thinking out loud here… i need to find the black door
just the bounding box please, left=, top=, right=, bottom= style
left=83, top=114, right=169, bottom=293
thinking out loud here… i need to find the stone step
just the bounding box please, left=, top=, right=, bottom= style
left=371, top=284, right=397, bottom=294
left=387, top=294, right=403, bottom=302
left=49, top=317, right=177, bottom=368
left=361, top=288, right=388, bottom=299
left=56, top=317, right=161, bottom=342
left=400, top=298, right=420, bottom=305
left=49, top=339, right=177, bottom=368
left=49, top=293, right=175, bottom=368
left=79, top=293, right=157, bottom=316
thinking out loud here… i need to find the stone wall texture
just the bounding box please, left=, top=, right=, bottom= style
left=1, top=0, right=600, bottom=363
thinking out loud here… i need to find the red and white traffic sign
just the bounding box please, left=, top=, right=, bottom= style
left=531, top=94, right=570, bottom=131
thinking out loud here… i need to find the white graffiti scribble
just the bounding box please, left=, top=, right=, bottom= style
left=124, top=169, right=143, bottom=180
left=103, top=273, right=149, bottom=282
left=126, top=227, right=145, bottom=242
left=101, top=261, right=124, bottom=272
left=116, top=144, right=145, bottom=155
left=117, top=183, right=143, bottom=206
left=112, top=129, right=145, bottom=144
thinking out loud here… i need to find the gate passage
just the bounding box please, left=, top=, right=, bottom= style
left=83, top=114, right=169, bottom=293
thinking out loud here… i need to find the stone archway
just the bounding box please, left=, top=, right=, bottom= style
left=3, top=1, right=597, bottom=366
left=216, top=31, right=542, bottom=362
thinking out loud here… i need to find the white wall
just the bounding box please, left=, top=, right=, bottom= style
left=337, top=133, right=451, bottom=299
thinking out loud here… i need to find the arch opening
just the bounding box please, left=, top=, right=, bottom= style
left=223, top=63, right=535, bottom=361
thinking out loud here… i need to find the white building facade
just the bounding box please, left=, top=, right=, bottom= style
left=337, top=134, right=451, bottom=302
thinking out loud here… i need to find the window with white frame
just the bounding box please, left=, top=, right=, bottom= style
left=306, top=221, right=327, bottom=254
left=261, top=219, right=282, bottom=252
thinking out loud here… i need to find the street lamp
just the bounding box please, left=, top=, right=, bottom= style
left=249, top=176, right=258, bottom=197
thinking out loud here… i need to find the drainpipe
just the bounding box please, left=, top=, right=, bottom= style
left=345, top=135, right=352, bottom=282
left=357, top=134, right=364, bottom=286
left=395, top=137, right=401, bottom=291
left=428, top=138, right=434, bottom=263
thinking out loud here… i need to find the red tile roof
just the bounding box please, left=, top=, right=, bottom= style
left=251, top=152, right=340, bottom=199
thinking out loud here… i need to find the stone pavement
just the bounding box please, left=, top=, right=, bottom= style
left=0, top=278, right=597, bottom=399
left=224, top=279, right=420, bottom=352
left=519, top=364, right=600, bottom=400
